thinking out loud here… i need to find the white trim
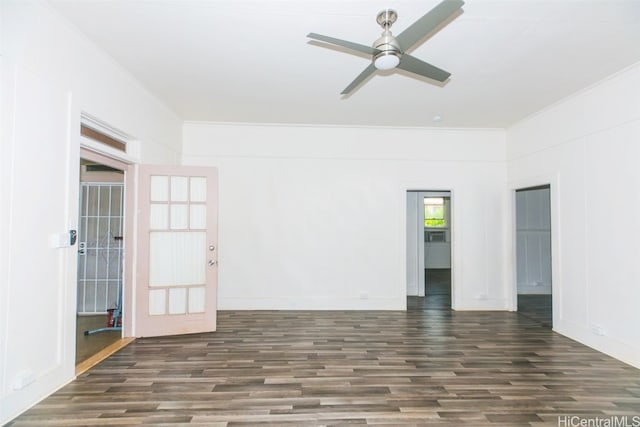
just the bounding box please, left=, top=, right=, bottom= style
left=508, top=174, right=560, bottom=329
left=418, top=191, right=452, bottom=297
left=405, top=192, right=419, bottom=297
left=81, top=112, right=131, bottom=141
left=80, top=146, right=130, bottom=170
left=420, top=191, right=451, bottom=198
left=80, top=113, right=141, bottom=163
left=183, top=119, right=505, bottom=133
left=80, top=136, right=139, bottom=165
left=417, top=192, right=426, bottom=297
left=76, top=114, right=139, bottom=338
left=403, top=188, right=454, bottom=304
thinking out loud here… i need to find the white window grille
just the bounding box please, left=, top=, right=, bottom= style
left=77, top=183, right=124, bottom=313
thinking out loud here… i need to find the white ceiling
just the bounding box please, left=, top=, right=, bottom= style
left=48, top=0, right=640, bottom=128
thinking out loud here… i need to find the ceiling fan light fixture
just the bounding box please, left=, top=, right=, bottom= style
left=374, top=51, right=400, bottom=70
left=307, top=0, right=465, bottom=94
left=372, top=29, right=401, bottom=70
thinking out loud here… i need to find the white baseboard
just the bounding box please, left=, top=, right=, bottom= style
left=218, top=296, right=406, bottom=311
left=554, top=319, right=640, bottom=369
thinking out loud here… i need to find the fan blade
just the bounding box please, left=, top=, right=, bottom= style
left=341, top=63, right=377, bottom=95
left=396, top=0, right=464, bottom=51
left=397, top=54, right=451, bottom=82
left=308, top=33, right=380, bottom=55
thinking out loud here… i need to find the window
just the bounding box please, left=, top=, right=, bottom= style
left=424, top=197, right=446, bottom=227
left=81, top=124, right=126, bottom=152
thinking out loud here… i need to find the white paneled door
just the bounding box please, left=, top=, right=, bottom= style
left=136, top=166, right=218, bottom=337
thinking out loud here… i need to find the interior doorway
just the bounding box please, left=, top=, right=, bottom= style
left=406, top=191, right=452, bottom=310
left=75, top=159, right=125, bottom=366
left=515, top=185, right=552, bottom=327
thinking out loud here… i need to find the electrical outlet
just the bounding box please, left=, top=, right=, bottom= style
left=591, top=324, right=606, bottom=336
left=359, top=292, right=369, bottom=300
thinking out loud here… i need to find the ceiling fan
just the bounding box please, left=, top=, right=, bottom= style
left=307, top=0, right=465, bottom=95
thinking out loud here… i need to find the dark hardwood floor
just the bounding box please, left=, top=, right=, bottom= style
left=76, top=314, right=121, bottom=365
left=517, top=295, right=552, bottom=328
left=8, top=301, right=640, bottom=426
left=407, top=269, right=451, bottom=311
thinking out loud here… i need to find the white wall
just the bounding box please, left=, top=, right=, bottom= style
left=507, top=62, right=640, bottom=368
left=183, top=123, right=508, bottom=311
left=516, top=187, right=551, bottom=294
left=0, top=1, right=182, bottom=423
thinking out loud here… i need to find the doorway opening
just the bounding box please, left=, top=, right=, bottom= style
left=75, top=159, right=125, bottom=366
left=75, top=117, right=137, bottom=373
left=515, top=185, right=552, bottom=327
left=406, top=191, right=452, bottom=310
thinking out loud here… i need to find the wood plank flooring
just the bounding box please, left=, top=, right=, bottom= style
left=408, top=269, right=451, bottom=311
left=76, top=314, right=122, bottom=365
left=7, top=307, right=640, bottom=426
left=75, top=338, right=135, bottom=376
left=517, top=295, right=552, bottom=328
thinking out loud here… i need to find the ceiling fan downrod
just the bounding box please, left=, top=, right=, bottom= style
left=376, top=9, right=397, bottom=29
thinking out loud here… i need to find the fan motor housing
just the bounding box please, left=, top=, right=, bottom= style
left=373, top=30, right=401, bottom=69
left=373, top=9, right=401, bottom=70
left=373, top=31, right=401, bottom=54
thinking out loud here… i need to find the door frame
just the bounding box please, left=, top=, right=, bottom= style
left=419, top=191, right=451, bottom=296
left=405, top=188, right=455, bottom=305
left=509, top=176, right=560, bottom=328
left=79, top=147, right=136, bottom=337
